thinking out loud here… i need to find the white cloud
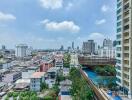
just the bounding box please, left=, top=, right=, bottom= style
left=101, top=5, right=110, bottom=12
left=95, top=19, right=106, bottom=25
left=88, top=33, right=105, bottom=40
left=39, top=0, right=63, bottom=10
left=41, top=19, right=80, bottom=33
left=76, top=33, right=105, bottom=45
left=0, top=12, right=16, bottom=22
left=65, top=2, right=73, bottom=10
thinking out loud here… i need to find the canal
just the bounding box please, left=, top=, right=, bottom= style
left=82, top=68, right=116, bottom=87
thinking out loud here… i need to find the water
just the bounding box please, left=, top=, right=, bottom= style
left=83, top=68, right=116, bottom=86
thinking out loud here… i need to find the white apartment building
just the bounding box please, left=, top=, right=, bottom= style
left=98, top=47, right=115, bottom=58
left=116, top=0, right=132, bottom=98
left=30, top=72, right=45, bottom=92
left=15, top=44, right=28, bottom=58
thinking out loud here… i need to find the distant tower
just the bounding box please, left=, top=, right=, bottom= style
left=2, top=45, right=6, bottom=50
left=82, top=40, right=95, bottom=54
left=77, top=46, right=79, bottom=50
left=15, top=44, right=28, bottom=58
left=72, top=42, right=74, bottom=50
left=60, top=45, right=64, bottom=51
left=103, top=38, right=113, bottom=48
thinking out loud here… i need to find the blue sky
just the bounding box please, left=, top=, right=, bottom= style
left=0, top=0, right=116, bottom=49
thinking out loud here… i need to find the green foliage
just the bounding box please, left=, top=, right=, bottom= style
left=70, top=68, right=94, bottom=99
left=41, top=82, right=48, bottom=91
left=53, top=84, right=59, bottom=94
left=63, top=53, right=71, bottom=68
left=5, top=96, right=9, bottom=100
left=56, top=73, right=65, bottom=84
left=7, top=92, right=13, bottom=97
left=44, top=96, right=53, bottom=100
left=7, top=91, right=38, bottom=100
left=94, top=65, right=116, bottom=76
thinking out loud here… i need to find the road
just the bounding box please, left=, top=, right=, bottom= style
left=70, top=53, right=79, bottom=68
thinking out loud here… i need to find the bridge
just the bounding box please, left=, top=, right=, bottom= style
left=78, top=55, right=116, bottom=66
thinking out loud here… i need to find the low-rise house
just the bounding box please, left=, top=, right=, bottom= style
left=59, top=79, right=72, bottom=100
left=0, top=60, right=11, bottom=69
left=30, top=72, right=45, bottom=92
left=22, top=66, right=39, bottom=79
left=0, top=69, right=9, bottom=82
left=0, top=82, right=7, bottom=92
left=3, top=71, right=22, bottom=84
left=55, top=54, right=64, bottom=69
left=14, top=79, right=30, bottom=91
left=45, top=67, right=59, bottom=88
left=40, top=60, right=54, bottom=72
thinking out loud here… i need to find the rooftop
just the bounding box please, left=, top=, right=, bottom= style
left=31, top=72, right=45, bottom=78
left=47, top=67, right=59, bottom=73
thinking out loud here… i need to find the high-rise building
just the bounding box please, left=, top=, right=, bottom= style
left=2, top=45, right=6, bottom=50
left=82, top=40, right=95, bottom=54
left=60, top=45, right=64, bottom=51
left=15, top=44, right=28, bottom=58
left=116, top=0, right=132, bottom=98
left=103, top=38, right=113, bottom=48
left=72, top=42, right=74, bottom=50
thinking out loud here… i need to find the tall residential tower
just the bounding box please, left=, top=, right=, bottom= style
left=116, top=0, right=132, bottom=98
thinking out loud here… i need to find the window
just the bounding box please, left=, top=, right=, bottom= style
left=117, top=8, right=121, bottom=14
left=117, top=34, right=121, bottom=39
left=117, top=2, right=122, bottom=8
left=117, top=53, right=121, bottom=57
left=117, top=15, right=121, bottom=20
left=116, top=47, right=121, bottom=51
left=124, top=25, right=129, bottom=30
left=117, top=28, right=121, bottom=32
left=116, top=41, right=121, bottom=45
left=117, top=21, right=121, bottom=26
left=117, top=60, right=121, bottom=64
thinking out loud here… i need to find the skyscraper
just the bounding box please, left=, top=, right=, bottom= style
left=72, top=42, right=74, bottom=50
left=82, top=40, right=95, bottom=54
left=116, top=0, right=132, bottom=98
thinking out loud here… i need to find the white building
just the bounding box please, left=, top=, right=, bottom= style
left=116, top=0, right=132, bottom=98
left=30, top=72, right=45, bottom=92
left=15, top=44, right=28, bottom=58
left=98, top=47, right=115, bottom=58
left=22, top=66, right=39, bottom=79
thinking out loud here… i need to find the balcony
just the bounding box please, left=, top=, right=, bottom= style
left=124, top=0, right=129, bottom=5
left=124, top=35, right=129, bottom=39
left=124, top=57, right=129, bottom=60
left=124, top=64, right=130, bottom=68
left=124, top=70, right=129, bottom=74
left=123, top=77, right=129, bottom=82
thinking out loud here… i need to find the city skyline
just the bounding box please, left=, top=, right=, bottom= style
left=0, top=0, right=116, bottom=49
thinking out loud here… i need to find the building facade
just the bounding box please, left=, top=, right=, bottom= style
left=82, top=40, right=95, bottom=54
left=116, top=0, right=132, bottom=98
left=15, top=44, right=28, bottom=58
left=30, top=72, right=45, bottom=92
left=98, top=47, right=116, bottom=58
left=103, top=38, right=113, bottom=48
left=3, top=71, right=22, bottom=83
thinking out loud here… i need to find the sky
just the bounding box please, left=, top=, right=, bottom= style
left=0, top=0, right=116, bottom=49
